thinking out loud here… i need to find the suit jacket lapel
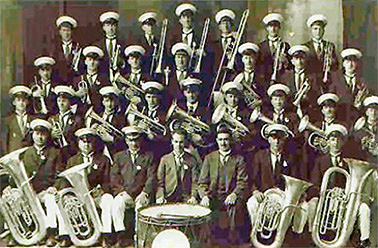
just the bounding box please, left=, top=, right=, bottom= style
left=167, top=153, right=178, bottom=187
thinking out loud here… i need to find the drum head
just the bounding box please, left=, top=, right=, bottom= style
left=139, top=203, right=211, bottom=220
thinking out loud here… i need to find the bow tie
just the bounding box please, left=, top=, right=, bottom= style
left=345, top=73, right=356, bottom=79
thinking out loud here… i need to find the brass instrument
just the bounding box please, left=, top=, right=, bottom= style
left=234, top=73, right=262, bottom=108
left=151, top=18, right=168, bottom=75
left=125, top=104, right=167, bottom=136
left=293, top=78, right=310, bottom=106
left=76, top=75, right=90, bottom=104
left=51, top=119, right=69, bottom=148
left=298, top=115, right=328, bottom=153
left=250, top=108, right=274, bottom=125
left=353, top=85, right=369, bottom=109
left=212, top=104, right=250, bottom=137
left=114, top=72, right=145, bottom=103
left=193, top=18, right=210, bottom=73
left=312, top=158, right=375, bottom=248
left=0, top=147, right=47, bottom=246
left=271, top=41, right=287, bottom=82
left=111, top=44, right=121, bottom=71
left=353, top=116, right=378, bottom=154
left=251, top=175, right=312, bottom=248
left=322, top=41, right=332, bottom=83
left=166, top=100, right=211, bottom=135
left=85, top=106, right=124, bottom=138
left=57, top=162, right=102, bottom=246
left=71, top=43, right=82, bottom=72
left=31, top=77, right=48, bottom=115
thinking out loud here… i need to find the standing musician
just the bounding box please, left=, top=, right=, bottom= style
left=95, top=11, right=125, bottom=82
left=3, top=86, right=35, bottom=154
left=60, top=128, right=113, bottom=247
left=74, top=45, right=109, bottom=114
left=306, top=124, right=373, bottom=248
left=198, top=125, right=248, bottom=245
left=53, top=15, right=80, bottom=83
left=156, top=128, right=199, bottom=204
left=303, top=14, right=339, bottom=84
left=111, top=126, right=155, bottom=247
left=30, top=56, right=58, bottom=118
left=259, top=13, right=291, bottom=83
left=48, top=85, right=83, bottom=162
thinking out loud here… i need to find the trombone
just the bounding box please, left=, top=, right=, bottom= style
left=192, top=18, right=210, bottom=73
left=71, top=43, right=82, bottom=72
left=271, top=41, right=287, bottom=82
left=322, top=41, right=332, bottom=83
left=150, top=18, right=168, bottom=75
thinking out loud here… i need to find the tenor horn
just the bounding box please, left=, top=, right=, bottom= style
left=251, top=175, right=312, bottom=248
left=212, top=104, right=250, bottom=137
left=85, top=106, right=124, bottom=138
left=57, top=162, right=102, bottom=246
left=0, top=147, right=47, bottom=246
left=298, top=115, right=329, bottom=153
left=311, top=158, right=375, bottom=248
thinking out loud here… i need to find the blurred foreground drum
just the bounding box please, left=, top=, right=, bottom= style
left=136, top=203, right=211, bottom=247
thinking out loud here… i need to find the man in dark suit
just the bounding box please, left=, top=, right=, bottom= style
left=156, top=128, right=199, bottom=204
left=198, top=125, right=248, bottom=245
left=259, top=13, right=291, bottom=83
left=52, top=15, right=80, bottom=83
left=303, top=14, right=339, bottom=83
left=111, top=126, right=155, bottom=246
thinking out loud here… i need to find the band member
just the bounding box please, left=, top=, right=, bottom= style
left=3, top=86, right=34, bottom=154
left=111, top=126, right=155, bottom=246
left=306, top=124, right=373, bottom=248
left=198, top=125, right=248, bottom=245
left=96, top=11, right=125, bottom=81
left=156, top=128, right=199, bottom=203
left=48, top=85, right=83, bottom=161
left=259, top=13, right=291, bottom=83
left=61, top=127, right=113, bottom=247
left=30, top=56, right=58, bottom=117
left=53, top=15, right=80, bottom=82
left=316, top=93, right=340, bottom=130
left=18, top=119, right=66, bottom=246
left=74, top=45, right=109, bottom=114
left=303, top=14, right=339, bottom=80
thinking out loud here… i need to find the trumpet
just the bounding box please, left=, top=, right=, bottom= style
left=71, top=43, right=82, bottom=72
left=298, top=115, right=328, bottom=153
left=125, top=104, right=167, bottom=137
left=151, top=18, right=168, bottom=75
left=31, top=78, right=48, bottom=115
left=322, top=41, right=332, bottom=83
left=212, top=104, right=250, bottom=137
left=271, top=41, right=287, bottom=82
left=85, top=106, right=124, bottom=138
left=51, top=120, right=69, bottom=148
left=353, top=85, right=369, bottom=109
left=293, top=78, right=310, bottom=106
left=76, top=75, right=90, bottom=104
left=193, top=18, right=210, bottom=73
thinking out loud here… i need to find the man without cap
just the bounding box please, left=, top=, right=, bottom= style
left=198, top=125, right=248, bottom=245
left=156, top=128, right=200, bottom=204
left=303, top=14, right=339, bottom=78
left=73, top=45, right=110, bottom=114
left=259, top=13, right=291, bottom=83
left=305, top=124, right=373, bottom=248
left=52, top=15, right=81, bottom=83
left=3, top=86, right=35, bottom=154
left=110, top=126, right=156, bottom=246
left=58, top=127, right=113, bottom=247
left=30, top=56, right=59, bottom=117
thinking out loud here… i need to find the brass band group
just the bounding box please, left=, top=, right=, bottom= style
left=1, top=2, right=378, bottom=247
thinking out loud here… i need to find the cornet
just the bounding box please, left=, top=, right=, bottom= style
left=31, top=78, right=48, bottom=115
left=77, top=75, right=90, bottom=104
left=51, top=120, right=69, bottom=148
left=71, top=43, right=82, bottom=72
left=85, top=106, right=124, bottom=138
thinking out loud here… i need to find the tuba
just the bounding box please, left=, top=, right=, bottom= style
left=212, top=104, right=250, bottom=137
left=251, top=175, right=312, bottom=248
left=298, top=115, right=329, bottom=153
left=0, top=147, right=47, bottom=246
left=57, top=162, right=102, bottom=246
left=311, top=158, right=375, bottom=248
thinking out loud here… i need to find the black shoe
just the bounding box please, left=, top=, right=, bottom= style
left=115, top=231, right=132, bottom=247
left=101, top=233, right=113, bottom=248
left=46, top=235, right=57, bottom=247
left=59, top=236, right=72, bottom=247
left=357, top=239, right=371, bottom=248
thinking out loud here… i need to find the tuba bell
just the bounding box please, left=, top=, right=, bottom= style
left=57, top=162, right=102, bottom=247
left=311, top=158, right=375, bottom=248
left=251, top=175, right=312, bottom=248
left=212, top=104, right=250, bottom=137
left=0, top=147, right=47, bottom=246
left=298, top=115, right=329, bottom=153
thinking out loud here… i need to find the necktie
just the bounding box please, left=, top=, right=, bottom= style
left=64, top=43, right=70, bottom=58
left=315, top=42, right=322, bottom=58
left=183, top=34, right=189, bottom=45
left=108, top=39, right=114, bottom=58
left=346, top=75, right=355, bottom=93
left=130, top=152, right=138, bottom=164
left=18, top=114, right=26, bottom=136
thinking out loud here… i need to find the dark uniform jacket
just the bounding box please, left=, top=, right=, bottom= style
left=3, top=113, right=35, bottom=154
left=51, top=38, right=80, bottom=83
left=94, top=37, right=126, bottom=78
left=29, top=80, right=58, bottom=118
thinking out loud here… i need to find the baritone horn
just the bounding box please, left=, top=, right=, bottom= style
left=251, top=175, right=312, bottom=248
left=311, top=158, right=375, bottom=248
left=0, top=147, right=47, bottom=246
left=85, top=106, right=124, bottom=138
left=212, top=104, right=250, bottom=137
left=298, top=115, right=329, bottom=153
left=57, top=162, right=102, bottom=247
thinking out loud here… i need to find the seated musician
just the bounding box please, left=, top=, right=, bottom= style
left=3, top=86, right=35, bottom=154
left=306, top=124, right=373, bottom=248
left=73, top=45, right=109, bottom=114
left=111, top=126, right=155, bottom=247
left=198, top=125, right=248, bottom=245
left=59, top=127, right=113, bottom=247
left=30, top=56, right=58, bottom=117
left=156, top=128, right=199, bottom=204
left=259, top=13, right=291, bottom=83
left=48, top=85, right=83, bottom=162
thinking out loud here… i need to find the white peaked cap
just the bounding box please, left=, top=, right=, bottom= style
left=262, top=13, right=284, bottom=25
left=175, top=3, right=197, bottom=17
left=307, top=14, right=328, bottom=27
left=215, top=9, right=235, bottom=24
left=100, top=11, right=119, bottom=23
left=83, top=46, right=104, bottom=58
left=56, top=15, right=78, bottom=28
left=317, top=93, right=339, bottom=105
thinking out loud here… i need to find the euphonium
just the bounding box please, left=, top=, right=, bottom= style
left=312, top=158, right=375, bottom=248
left=251, top=175, right=312, bottom=248
left=0, top=147, right=47, bottom=246
left=166, top=100, right=211, bottom=135
left=212, top=104, right=250, bottom=137
left=57, top=162, right=102, bottom=247
left=85, top=106, right=124, bottom=138
left=298, top=115, right=329, bottom=153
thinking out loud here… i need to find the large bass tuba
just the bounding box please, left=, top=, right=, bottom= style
left=57, top=162, right=102, bottom=247
left=251, top=175, right=312, bottom=248
left=311, top=158, right=375, bottom=248
left=0, top=147, right=47, bottom=246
